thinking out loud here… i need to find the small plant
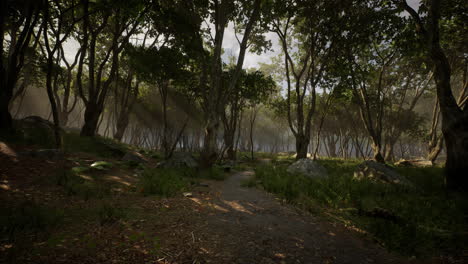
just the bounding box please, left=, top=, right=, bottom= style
left=139, top=168, right=188, bottom=197
left=97, top=203, right=126, bottom=226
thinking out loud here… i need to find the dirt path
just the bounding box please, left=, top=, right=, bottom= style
left=189, top=170, right=411, bottom=264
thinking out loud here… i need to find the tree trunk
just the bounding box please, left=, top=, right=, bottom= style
left=200, top=118, right=219, bottom=169
left=0, top=95, right=13, bottom=132
left=427, top=136, right=443, bottom=165
left=371, top=140, right=385, bottom=163
left=113, top=114, right=129, bottom=141
left=295, top=134, right=309, bottom=160
left=224, top=130, right=236, bottom=160
left=80, top=103, right=102, bottom=137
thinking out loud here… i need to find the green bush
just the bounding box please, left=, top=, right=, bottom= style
left=139, top=168, right=188, bottom=197
left=252, top=160, right=468, bottom=257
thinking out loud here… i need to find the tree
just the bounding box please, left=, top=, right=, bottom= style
left=76, top=0, right=148, bottom=137
left=130, top=45, right=193, bottom=158
left=0, top=0, right=43, bottom=132
left=221, top=69, right=276, bottom=160
left=395, top=0, right=468, bottom=192
left=270, top=0, right=338, bottom=159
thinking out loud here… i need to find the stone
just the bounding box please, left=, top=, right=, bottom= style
left=19, top=149, right=64, bottom=160
left=221, top=160, right=236, bottom=172
left=122, top=151, right=147, bottom=164
left=354, top=160, right=413, bottom=187
left=15, top=116, right=57, bottom=145
left=287, top=158, right=328, bottom=179
left=90, top=161, right=113, bottom=170
left=157, top=152, right=198, bottom=168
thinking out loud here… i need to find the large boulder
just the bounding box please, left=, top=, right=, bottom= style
left=157, top=152, right=198, bottom=168
left=287, top=158, right=328, bottom=179
left=354, top=160, right=413, bottom=187
left=14, top=116, right=56, bottom=146
left=19, top=149, right=64, bottom=160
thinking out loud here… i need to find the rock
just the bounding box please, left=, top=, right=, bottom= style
left=287, top=158, right=328, bottom=179
left=221, top=160, right=236, bottom=172
left=90, top=161, right=113, bottom=170
left=122, top=151, right=147, bottom=164
left=19, top=149, right=64, bottom=160
left=157, top=152, right=198, bottom=168
left=395, top=159, right=432, bottom=167
left=14, top=116, right=57, bottom=145
left=354, top=160, right=413, bottom=187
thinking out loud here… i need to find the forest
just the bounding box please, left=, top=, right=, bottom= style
left=0, top=0, right=467, bottom=263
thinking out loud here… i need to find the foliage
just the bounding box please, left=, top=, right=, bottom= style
left=197, top=166, right=227, bottom=181
left=139, top=168, right=189, bottom=197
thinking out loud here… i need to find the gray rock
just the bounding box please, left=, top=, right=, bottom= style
left=287, top=158, right=328, bottom=179
left=157, top=152, right=198, bottom=168
left=354, top=160, right=413, bottom=187
left=122, top=151, right=147, bottom=163
left=15, top=116, right=56, bottom=145
left=19, top=149, right=64, bottom=160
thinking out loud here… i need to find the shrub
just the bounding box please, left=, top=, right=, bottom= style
left=55, top=169, right=110, bottom=199
left=139, top=168, right=188, bottom=197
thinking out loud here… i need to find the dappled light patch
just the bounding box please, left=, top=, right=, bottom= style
left=222, top=200, right=253, bottom=214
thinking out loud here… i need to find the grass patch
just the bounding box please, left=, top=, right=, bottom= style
left=63, top=132, right=129, bottom=158
left=197, top=166, right=227, bottom=180
left=251, top=159, right=468, bottom=257
left=139, top=168, right=189, bottom=197
left=55, top=169, right=111, bottom=199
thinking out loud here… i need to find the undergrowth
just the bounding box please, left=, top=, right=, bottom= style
left=252, top=160, right=468, bottom=257
left=139, top=168, right=189, bottom=197
left=0, top=201, right=64, bottom=240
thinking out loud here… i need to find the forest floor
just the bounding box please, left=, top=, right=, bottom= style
left=0, top=141, right=460, bottom=264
